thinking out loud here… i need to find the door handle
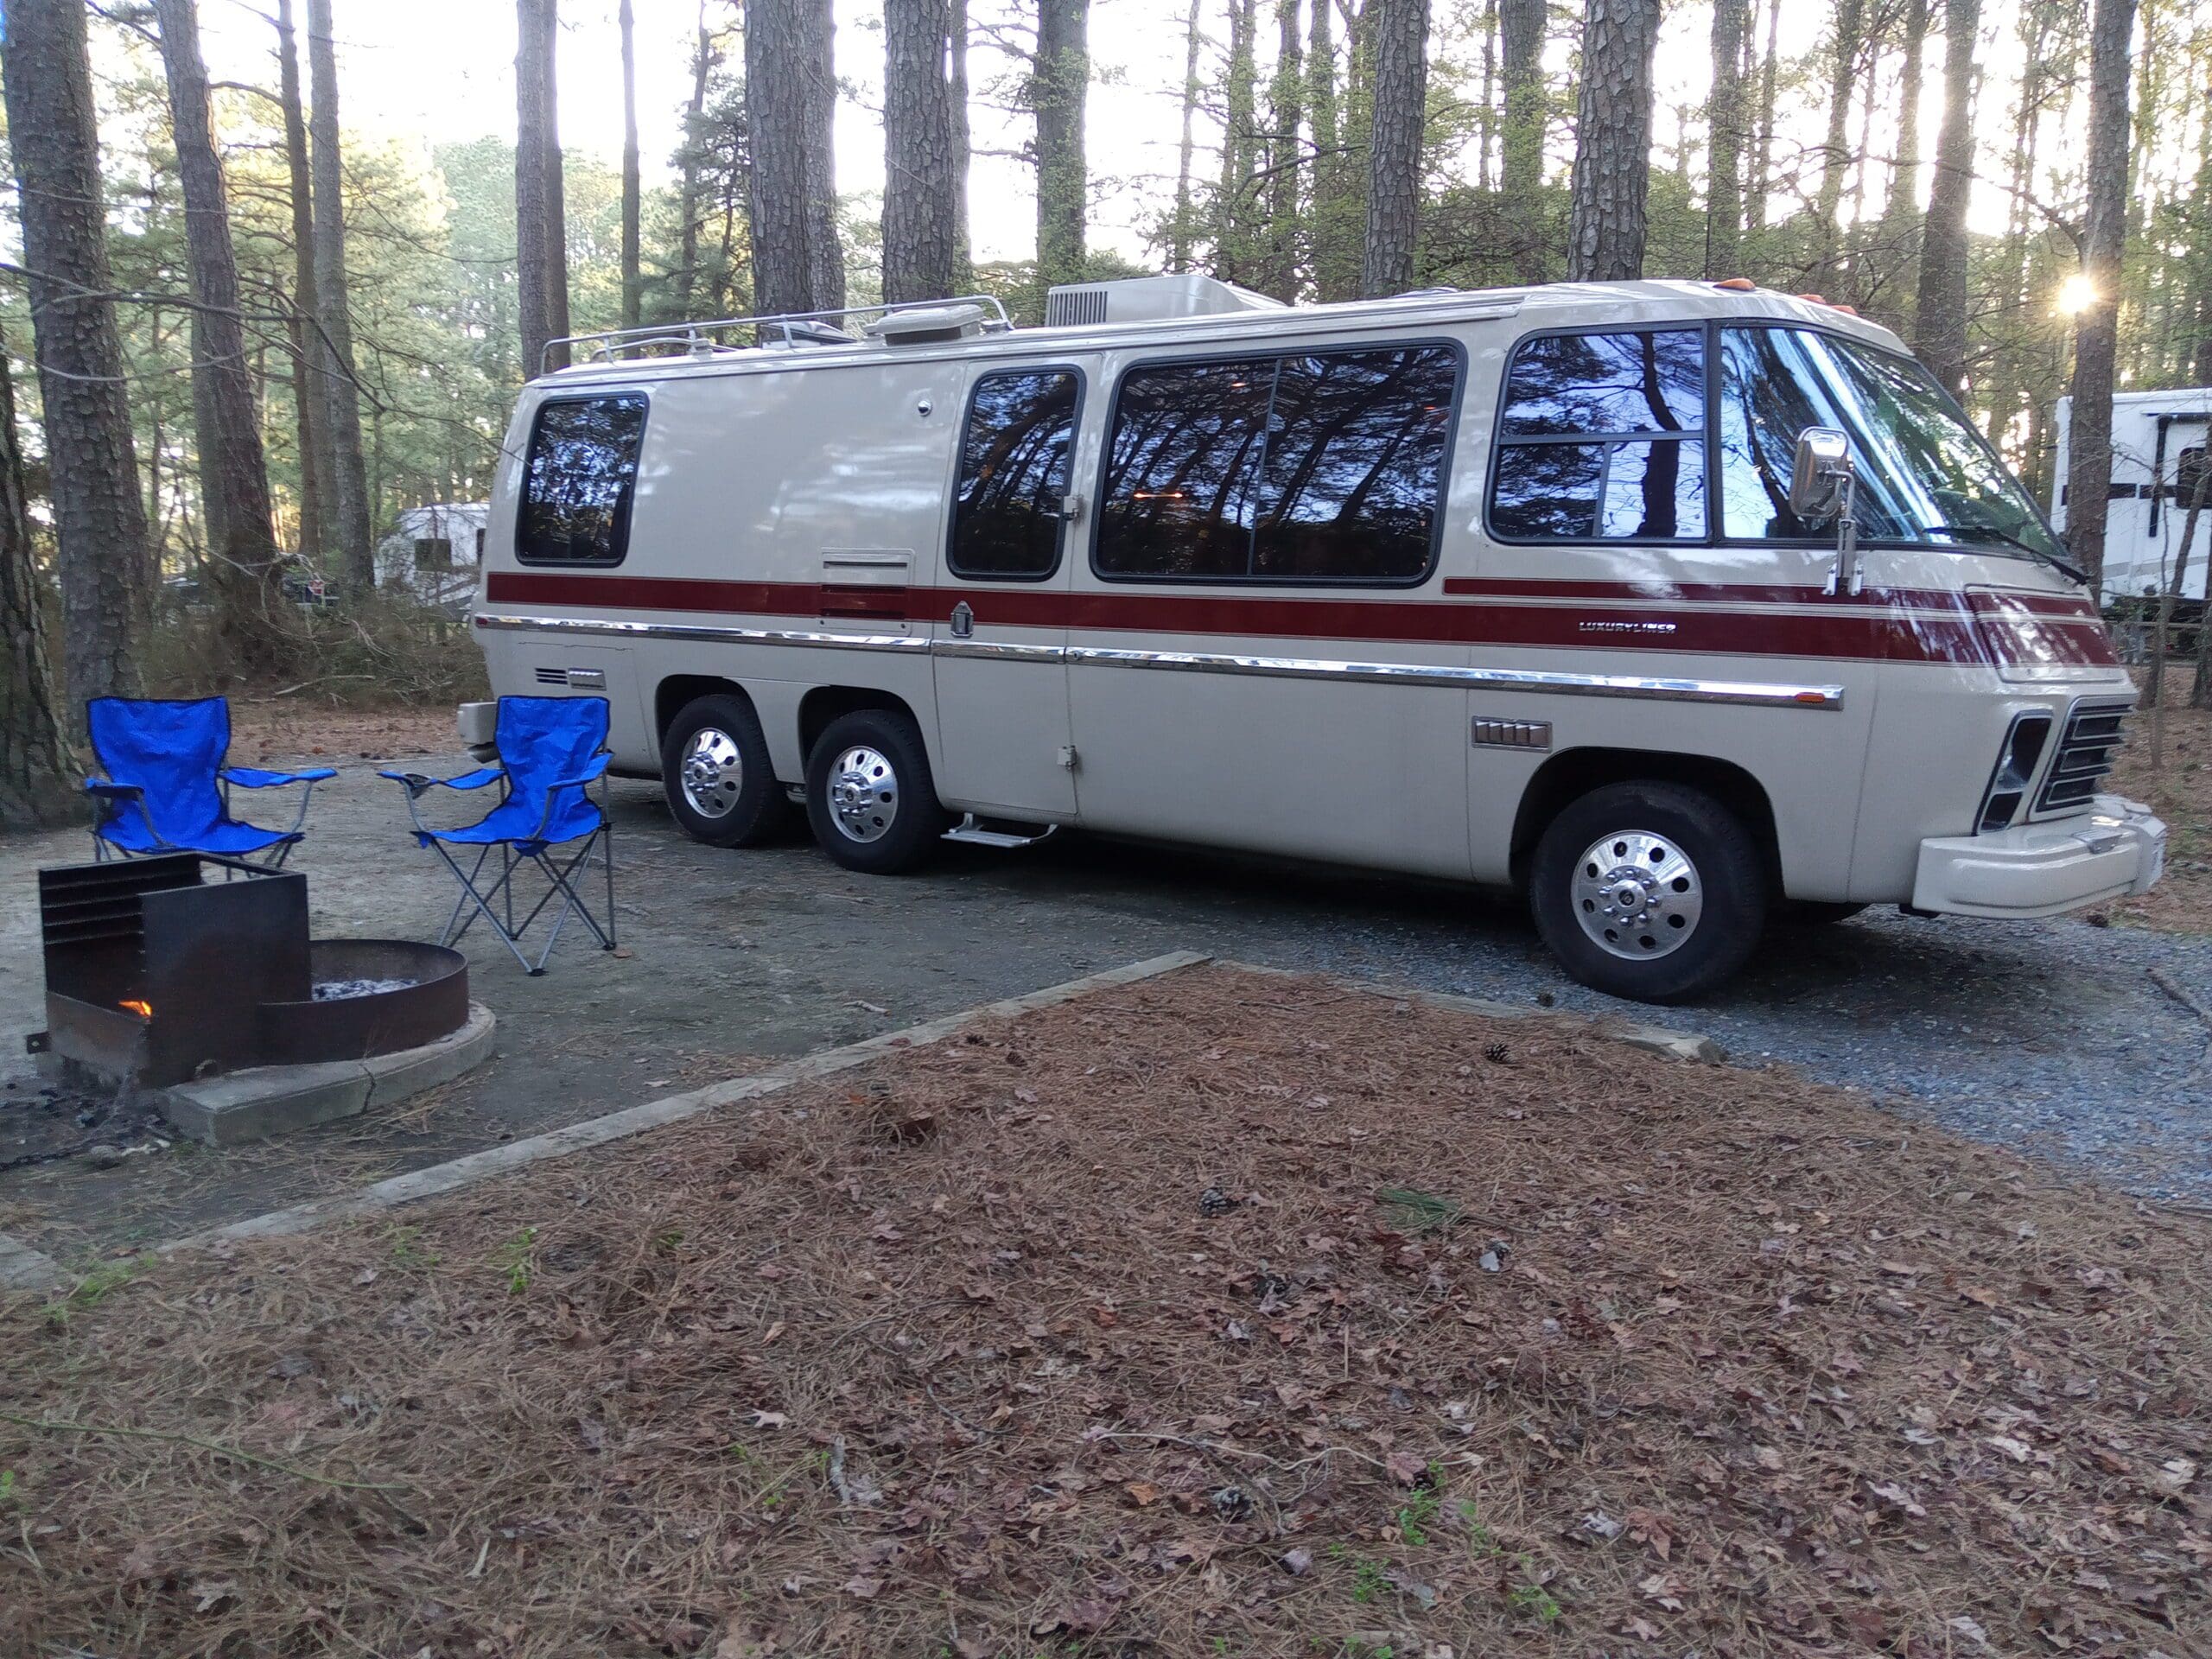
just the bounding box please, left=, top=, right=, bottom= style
left=950, top=601, right=974, bottom=638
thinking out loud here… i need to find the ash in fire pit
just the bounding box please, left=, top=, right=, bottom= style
left=312, top=977, right=417, bottom=1001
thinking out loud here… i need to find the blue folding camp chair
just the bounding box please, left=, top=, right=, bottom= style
left=86, top=696, right=334, bottom=868
left=381, top=695, right=616, bottom=975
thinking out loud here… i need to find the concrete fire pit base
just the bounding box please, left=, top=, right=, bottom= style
left=160, top=1001, right=497, bottom=1147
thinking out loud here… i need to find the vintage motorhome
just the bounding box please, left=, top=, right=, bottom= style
left=461, top=276, right=2164, bottom=1001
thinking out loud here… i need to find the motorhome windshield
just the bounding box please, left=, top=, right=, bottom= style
left=1719, top=327, right=2068, bottom=569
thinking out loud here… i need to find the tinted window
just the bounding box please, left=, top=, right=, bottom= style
left=1252, top=348, right=1458, bottom=580
left=1096, top=359, right=1274, bottom=579
left=1490, top=330, right=1706, bottom=543
left=1098, top=345, right=1459, bottom=582
left=950, top=370, right=1081, bottom=578
left=517, top=395, right=647, bottom=566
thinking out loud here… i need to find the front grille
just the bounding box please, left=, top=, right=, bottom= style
left=2034, top=701, right=2130, bottom=813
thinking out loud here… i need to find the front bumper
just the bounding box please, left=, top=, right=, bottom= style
left=1912, top=794, right=2166, bottom=919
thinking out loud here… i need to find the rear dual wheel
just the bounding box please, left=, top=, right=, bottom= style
left=1529, top=781, right=1770, bottom=1003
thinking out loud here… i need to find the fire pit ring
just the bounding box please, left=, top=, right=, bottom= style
left=255, top=939, right=470, bottom=1066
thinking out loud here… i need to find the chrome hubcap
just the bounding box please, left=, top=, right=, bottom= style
left=1571, top=830, right=1703, bottom=960
left=678, top=728, right=745, bottom=819
left=828, top=745, right=899, bottom=842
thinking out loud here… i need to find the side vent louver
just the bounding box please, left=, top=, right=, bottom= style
left=534, top=667, right=569, bottom=687
left=2035, top=701, right=2129, bottom=813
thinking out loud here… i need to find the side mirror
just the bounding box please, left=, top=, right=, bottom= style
left=1789, top=427, right=1853, bottom=521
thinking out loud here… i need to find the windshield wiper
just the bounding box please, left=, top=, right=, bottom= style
left=1920, top=522, right=2087, bottom=585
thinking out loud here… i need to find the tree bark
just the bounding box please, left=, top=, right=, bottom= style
left=1746, top=0, right=1781, bottom=238
left=1360, top=0, right=1428, bottom=296
left=1706, top=0, right=1747, bottom=276
left=2062, top=0, right=2137, bottom=597
left=1814, top=0, right=1866, bottom=258
left=620, top=0, right=642, bottom=330
left=516, top=0, right=571, bottom=371
left=306, top=0, right=375, bottom=590
left=676, top=3, right=715, bottom=318
left=0, top=327, right=76, bottom=827
left=1912, top=0, right=1978, bottom=399
left=2, top=0, right=155, bottom=715
left=1262, top=0, right=1306, bottom=302
left=949, top=0, right=972, bottom=283
left=1306, top=0, right=1359, bottom=301
left=1032, top=0, right=1091, bottom=297
left=1217, top=0, right=1260, bottom=283
left=154, top=0, right=296, bottom=677
left=1565, top=0, right=1660, bottom=283
left=1882, top=0, right=1930, bottom=230
left=747, top=0, right=845, bottom=315
left=1498, top=0, right=1545, bottom=283
left=1169, top=0, right=1204, bottom=271
left=274, top=0, right=326, bottom=566
left=883, top=0, right=960, bottom=303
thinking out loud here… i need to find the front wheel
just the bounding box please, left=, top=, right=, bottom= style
left=804, top=709, right=951, bottom=874
left=1529, top=781, right=1770, bottom=1003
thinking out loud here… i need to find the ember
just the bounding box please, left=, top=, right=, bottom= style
left=117, top=999, right=153, bottom=1020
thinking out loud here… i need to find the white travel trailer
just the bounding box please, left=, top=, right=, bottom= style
left=461, top=276, right=2164, bottom=1001
left=379, top=503, right=492, bottom=607
left=2052, top=385, right=2212, bottom=605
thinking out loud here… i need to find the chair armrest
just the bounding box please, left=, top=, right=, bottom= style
left=550, top=753, right=613, bottom=791
left=84, top=778, right=144, bottom=800
left=222, top=766, right=338, bottom=787
left=378, top=765, right=503, bottom=797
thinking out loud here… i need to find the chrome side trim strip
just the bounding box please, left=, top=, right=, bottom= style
left=474, top=612, right=928, bottom=653
left=1066, top=645, right=1846, bottom=709
left=474, top=613, right=1843, bottom=709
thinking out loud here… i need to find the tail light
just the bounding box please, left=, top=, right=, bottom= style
left=1978, top=712, right=2053, bottom=832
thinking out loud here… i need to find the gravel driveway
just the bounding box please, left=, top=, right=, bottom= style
left=5, top=757, right=2209, bottom=1255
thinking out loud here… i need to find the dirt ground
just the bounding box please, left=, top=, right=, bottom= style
left=2109, top=669, right=2212, bottom=935
left=3, top=964, right=2205, bottom=1658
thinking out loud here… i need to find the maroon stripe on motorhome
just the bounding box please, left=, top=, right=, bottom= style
left=1440, top=576, right=2103, bottom=620
left=482, top=570, right=2079, bottom=666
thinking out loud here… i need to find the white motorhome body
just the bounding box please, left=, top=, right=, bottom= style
left=2052, top=386, right=2212, bottom=603
left=467, top=277, right=2164, bottom=1000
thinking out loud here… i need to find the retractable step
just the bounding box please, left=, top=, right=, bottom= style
left=942, top=813, right=1058, bottom=849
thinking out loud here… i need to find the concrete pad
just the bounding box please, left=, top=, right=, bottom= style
left=160, top=1002, right=497, bottom=1147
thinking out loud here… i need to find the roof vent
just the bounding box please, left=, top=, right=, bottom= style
left=863, top=302, right=991, bottom=346
left=1044, top=274, right=1286, bottom=328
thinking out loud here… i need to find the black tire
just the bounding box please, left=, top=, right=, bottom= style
left=660, top=693, right=790, bottom=848
left=1528, top=781, right=1770, bottom=1003
left=1777, top=899, right=1867, bottom=927
left=804, top=708, right=951, bottom=874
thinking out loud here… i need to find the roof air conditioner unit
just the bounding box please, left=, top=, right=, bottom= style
left=863, top=302, right=991, bottom=346
left=1043, top=274, right=1287, bottom=328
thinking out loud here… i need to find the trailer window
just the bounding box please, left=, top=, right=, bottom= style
left=1489, top=329, right=1707, bottom=541
left=949, top=370, right=1082, bottom=579
left=517, top=394, right=647, bottom=567
left=1097, top=344, right=1458, bottom=583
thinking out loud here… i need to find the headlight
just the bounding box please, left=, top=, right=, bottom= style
left=1978, top=711, right=2054, bottom=832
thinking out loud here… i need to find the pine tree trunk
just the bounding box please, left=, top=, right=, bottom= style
left=306, top=0, right=376, bottom=590
left=949, top=0, right=972, bottom=283
left=516, top=0, right=571, bottom=371
left=1706, top=0, right=1747, bottom=276
left=1170, top=0, right=1205, bottom=272
left=1912, top=0, right=1978, bottom=399
left=154, top=0, right=296, bottom=678
left=1360, top=0, right=1428, bottom=297
left=620, top=0, right=643, bottom=330
left=1033, top=0, right=1091, bottom=298
left=1262, top=0, right=1305, bottom=302
left=2063, top=0, right=2136, bottom=597
left=1498, top=0, right=1546, bottom=283
left=1218, top=0, right=1260, bottom=283
left=1307, top=0, right=1359, bottom=301
left=747, top=0, right=846, bottom=315
left=1883, top=0, right=1929, bottom=230
left=676, top=3, right=715, bottom=319
left=1, top=0, right=155, bottom=716
left=274, top=0, right=325, bottom=566
left=1815, top=0, right=1866, bottom=266
left=0, top=328, right=76, bottom=828
left=1565, top=0, right=1659, bottom=283
left=1746, top=0, right=1781, bottom=238
left=883, top=0, right=959, bottom=303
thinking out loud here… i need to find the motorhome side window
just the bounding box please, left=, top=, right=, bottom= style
left=1489, top=329, right=1707, bottom=541
left=517, top=394, right=647, bottom=566
left=949, top=370, right=1081, bottom=578
left=1096, top=344, right=1459, bottom=583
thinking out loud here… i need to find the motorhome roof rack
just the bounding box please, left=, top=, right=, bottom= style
left=543, top=294, right=1017, bottom=373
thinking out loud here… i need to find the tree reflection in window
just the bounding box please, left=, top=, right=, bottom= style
left=949, top=371, right=1081, bottom=578
left=517, top=395, right=647, bottom=566
left=1489, top=329, right=1705, bottom=542
left=1097, top=346, right=1459, bottom=582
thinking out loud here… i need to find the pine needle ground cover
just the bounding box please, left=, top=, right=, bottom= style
left=3, top=965, right=2206, bottom=1657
